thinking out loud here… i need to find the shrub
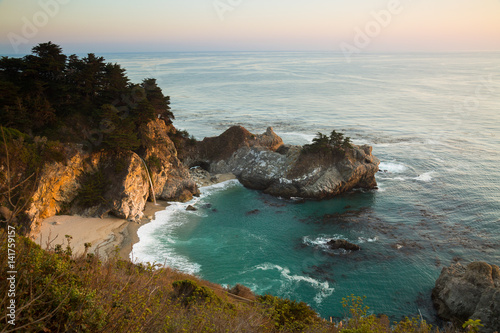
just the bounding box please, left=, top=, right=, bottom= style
left=113, top=155, right=128, bottom=173
left=0, top=232, right=106, bottom=332
left=302, top=129, right=353, bottom=157
left=41, top=139, right=66, bottom=163
left=462, top=319, right=483, bottom=333
left=172, top=279, right=222, bottom=306
left=75, top=169, right=110, bottom=208
left=257, top=294, right=320, bottom=331
left=337, top=295, right=434, bottom=333
left=228, top=283, right=256, bottom=301
left=393, top=317, right=432, bottom=333
left=146, top=154, right=162, bottom=171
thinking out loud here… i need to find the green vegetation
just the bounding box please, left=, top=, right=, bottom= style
left=462, top=319, right=483, bottom=333
left=146, top=154, right=163, bottom=171
left=169, top=128, right=197, bottom=157
left=0, top=232, right=485, bottom=332
left=303, top=130, right=353, bottom=156
left=172, top=279, right=224, bottom=307
left=75, top=169, right=110, bottom=208
left=338, top=295, right=432, bottom=333
left=0, top=126, right=68, bottom=231
left=0, top=42, right=179, bottom=227
left=257, top=294, right=322, bottom=331
left=287, top=129, right=354, bottom=179
left=0, top=44, right=489, bottom=333
left=0, top=42, right=173, bottom=151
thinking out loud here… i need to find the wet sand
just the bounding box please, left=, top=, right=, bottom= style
left=35, top=172, right=236, bottom=262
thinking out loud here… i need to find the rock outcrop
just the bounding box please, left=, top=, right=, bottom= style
left=26, top=119, right=200, bottom=237
left=432, top=261, right=500, bottom=332
left=139, top=119, right=199, bottom=202
left=327, top=239, right=361, bottom=251
left=184, top=125, right=283, bottom=164
left=27, top=148, right=150, bottom=235
left=185, top=126, right=379, bottom=199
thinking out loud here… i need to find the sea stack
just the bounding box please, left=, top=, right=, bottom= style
left=183, top=126, right=380, bottom=199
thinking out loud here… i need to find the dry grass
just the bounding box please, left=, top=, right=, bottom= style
left=0, top=231, right=485, bottom=333
left=0, top=231, right=329, bottom=332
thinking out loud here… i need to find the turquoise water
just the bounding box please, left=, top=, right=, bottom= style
left=104, top=52, right=500, bottom=322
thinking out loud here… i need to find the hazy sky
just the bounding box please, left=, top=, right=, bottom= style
left=1, top=0, right=499, bottom=54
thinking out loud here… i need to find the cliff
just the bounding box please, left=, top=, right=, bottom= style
left=22, top=119, right=199, bottom=237
left=4, top=122, right=378, bottom=237
left=432, top=261, right=500, bottom=333
left=139, top=120, right=199, bottom=202
left=184, top=126, right=379, bottom=199
left=26, top=149, right=148, bottom=236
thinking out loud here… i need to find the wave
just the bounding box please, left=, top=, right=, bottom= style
left=302, top=234, right=345, bottom=248
left=378, top=162, right=408, bottom=173
left=200, top=179, right=241, bottom=196
left=357, top=236, right=378, bottom=243
left=132, top=179, right=242, bottom=273
left=414, top=172, right=434, bottom=182
left=365, top=135, right=445, bottom=147
left=276, top=131, right=317, bottom=144
left=132, top=209, right=202, bottom=274
left=378, top=161, right=435, bottom=183
left=254, top=263, right=335, bottom=305
left=376, top=176, right=409, bottom=181
left=377, top=183, right=386, bottom=192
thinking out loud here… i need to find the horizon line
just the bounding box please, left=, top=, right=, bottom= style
left=2, top=49, right=500, bottom=57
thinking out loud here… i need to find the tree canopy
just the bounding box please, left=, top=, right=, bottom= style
left=303, top=130, right=353, bottom=156
left=0, top=42, right=173, bottom=151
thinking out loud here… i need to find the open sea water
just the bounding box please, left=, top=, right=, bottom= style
left=104, top=52, right=500, bottom=322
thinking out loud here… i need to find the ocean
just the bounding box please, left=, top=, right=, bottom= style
left=103, top=52, right=500, bottom=322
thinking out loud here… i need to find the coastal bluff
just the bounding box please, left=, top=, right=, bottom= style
left=432, top=261, right=500, bottom=333
left=11, top=122, right=378, bottom=238
left=183, top=126, right=380, bottom=199
left=24, top=119, right=199, bottom=237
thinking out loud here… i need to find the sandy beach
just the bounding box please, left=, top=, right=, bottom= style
left=34, top=172, right=236, bottom=262
left=35, top=200, right=170, bottom=261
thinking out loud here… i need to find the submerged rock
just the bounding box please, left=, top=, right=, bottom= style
left=184, top=126, right=379, bottom=199
left=432, top=261, right=500, bottom=333
left=245, top=209, right=260, bottom=216
left=327, top=239, right=361, bottom=251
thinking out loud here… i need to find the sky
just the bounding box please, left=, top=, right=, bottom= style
left=0, top=0, right=499, bottom=55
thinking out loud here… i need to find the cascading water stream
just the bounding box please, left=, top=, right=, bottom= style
left=139, top=157, right=157, bottom=205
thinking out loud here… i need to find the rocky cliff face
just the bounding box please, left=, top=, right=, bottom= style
left=184, top=125, right=283, bottom=164
left=139, top=119, right=199, bottom=202
left=26, top=119, right=199, bottom=237
left=432, top=261, right=500, bottom=332
left=185, top=126, right=379, bottom=199
left=27, top=148, right=150, bottom=236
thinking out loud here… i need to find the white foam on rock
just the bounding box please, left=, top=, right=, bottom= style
left=378, top=161, right=408, bottom=173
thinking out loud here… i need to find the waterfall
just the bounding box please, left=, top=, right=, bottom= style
left=139, top=157, right=157, bottom=205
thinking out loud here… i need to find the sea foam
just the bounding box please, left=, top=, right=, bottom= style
left=255, top=263, right=335, bottom=305
left=132, top=179, right=242, bottom=274
left=378, top=161, right=408, bottom=173
left=414, top=172, right=434, bottom=182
